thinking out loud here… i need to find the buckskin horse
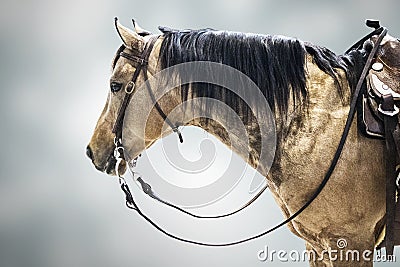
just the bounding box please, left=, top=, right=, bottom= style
left=86, top=19, right=400, bottom=266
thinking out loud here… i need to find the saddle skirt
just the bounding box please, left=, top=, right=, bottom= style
left=359, top=56, right=400, bottom=138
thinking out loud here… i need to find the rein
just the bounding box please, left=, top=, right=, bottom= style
left=112, top=23, right=389, bottom=247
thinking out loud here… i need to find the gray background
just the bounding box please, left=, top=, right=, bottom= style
left=1, top=0, right=399, bottom=266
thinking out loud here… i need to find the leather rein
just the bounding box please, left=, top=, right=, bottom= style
left=111, top=23, right=391, bottom=247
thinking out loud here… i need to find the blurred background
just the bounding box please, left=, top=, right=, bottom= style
left=0, top=0, right=399, bottom=266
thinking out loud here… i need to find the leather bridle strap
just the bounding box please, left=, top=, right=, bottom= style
left=112, top=36, right=160, bottom=144
left=142, top=64, right=184, bottom=143
left=118, top=27, right=388, bottom=246
left=112, top=35, right=183, bottom=145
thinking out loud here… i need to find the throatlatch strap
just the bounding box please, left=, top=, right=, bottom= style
left=142, top=67, right=183, bottom=143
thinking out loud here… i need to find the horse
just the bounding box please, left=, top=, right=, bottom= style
left=86, top=19, right=400, bottom=266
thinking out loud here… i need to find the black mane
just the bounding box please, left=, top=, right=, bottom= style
left=159, top=28, right=364, bottom=122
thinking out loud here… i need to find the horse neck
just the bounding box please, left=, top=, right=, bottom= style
left=179, top=85, right=268, bottom=175
left=168, top=57, right=352, bottom=177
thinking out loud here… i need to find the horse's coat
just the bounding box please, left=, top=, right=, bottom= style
left=87, top=21, right=400, bottom=266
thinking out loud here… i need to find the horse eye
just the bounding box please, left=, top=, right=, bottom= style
left=110, top=82, right=122, bottom=93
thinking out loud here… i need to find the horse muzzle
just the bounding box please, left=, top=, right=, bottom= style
left=86, top=144, right=127, bottom=176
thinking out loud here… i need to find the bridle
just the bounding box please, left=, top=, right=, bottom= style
left=112, top=35, right=182, bottom=154
left=109, top=21, right=392, bottom=247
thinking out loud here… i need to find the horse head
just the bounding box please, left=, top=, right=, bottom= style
left=86, top=19, right=164, bottom=175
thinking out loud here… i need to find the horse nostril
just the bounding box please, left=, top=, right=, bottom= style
left=86, top=145, right=93, bottom=160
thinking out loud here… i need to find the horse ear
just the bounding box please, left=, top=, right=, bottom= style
left=132, top=19, right=152, bottom=37
left=114, top=17, right=144, bottom=51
